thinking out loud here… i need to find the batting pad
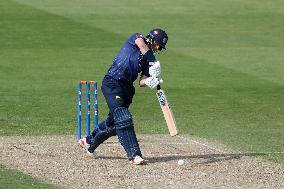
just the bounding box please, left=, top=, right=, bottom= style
left=113, top=107, right=142, bottom=160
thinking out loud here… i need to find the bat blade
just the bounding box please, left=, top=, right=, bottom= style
left=156, top=88, right=178, bottom=136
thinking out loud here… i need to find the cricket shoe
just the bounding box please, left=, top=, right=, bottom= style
left=78, top=137, right=90, bottom=150
left=86, top=149, right=96, bottom=158
left=130, top=155, right=145, bottom=165
left=78, top=137, right=96, bottom=157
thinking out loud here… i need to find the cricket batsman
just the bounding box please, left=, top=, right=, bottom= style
left=79, top=28, right=168, bottom=165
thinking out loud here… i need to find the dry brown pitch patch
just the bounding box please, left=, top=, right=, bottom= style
left=0, top=135, right=283, bottom=189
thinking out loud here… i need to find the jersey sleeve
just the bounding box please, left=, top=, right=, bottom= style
left=135, top=33, right=144, bottom=39
left=128, top=33, right=145, bottom=46
left=140, top=59, right=150, bottom=77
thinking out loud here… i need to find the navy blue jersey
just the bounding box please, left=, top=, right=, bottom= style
left=107, top=33, right=150, bottom=84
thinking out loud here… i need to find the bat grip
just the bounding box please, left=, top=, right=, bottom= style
left=157, top=84, right=161, bottom=90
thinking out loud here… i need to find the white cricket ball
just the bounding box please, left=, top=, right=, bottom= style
left=178, top=159, right=185, bottom=166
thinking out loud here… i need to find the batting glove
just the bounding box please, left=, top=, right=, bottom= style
left=145, top=77, right=162, bottom=89
left=149, top=61, right=161, bottom=78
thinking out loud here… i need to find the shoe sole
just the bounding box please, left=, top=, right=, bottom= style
left=130, top=160, right=145, bottom=165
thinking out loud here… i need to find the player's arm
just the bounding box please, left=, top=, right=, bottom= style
left=139, top=75, right=162, bottom=89
left=135, top=37, right=156, bottom=63
left=135, top=37, right=161, bottom=78
left=135, top=37, right=150, bottom=55
left=139, top=75, right=149, bottom=87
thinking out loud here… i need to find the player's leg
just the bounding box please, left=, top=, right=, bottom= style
left=90, top=113, right=113, bottom=138
left=87, top=114, right=116, bottom=153
left=87, top=124, right=116, bottom=153
left=112, top=84, right=144, bottom=164
left=84, top=76, right=143, bottom=164
left=101, top=78, right=143, bottom=164
left=113, top=107, right=143, bottom=162
left=79, top=116, right=114, bottom=153
left=83, top=76, right=123, bottom=154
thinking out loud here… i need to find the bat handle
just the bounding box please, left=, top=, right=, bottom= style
left=157, top=84, right=161, bottom=90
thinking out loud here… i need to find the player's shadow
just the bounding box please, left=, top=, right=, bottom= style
left=147, top=152, right=266, bottom=164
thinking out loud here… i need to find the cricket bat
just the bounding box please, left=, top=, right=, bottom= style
left=156, top=84, right=178, bottom=136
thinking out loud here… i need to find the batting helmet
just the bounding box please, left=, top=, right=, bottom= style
left=147, top=28, right=168, bottom=51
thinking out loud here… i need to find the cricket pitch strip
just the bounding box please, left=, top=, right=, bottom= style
left=0, top=135, right=283, bottom=189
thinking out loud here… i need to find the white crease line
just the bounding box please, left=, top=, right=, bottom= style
left=177, top=135, right=226, bottom=153
left=158, top=142, right=190, bottom=145
left=241, top=152, right=284, bottom=154
left=177, top=136, right=284, bottom=155
left=103, top=137, right=284, bottom=155
left=104, top=138, right=224, bottom=153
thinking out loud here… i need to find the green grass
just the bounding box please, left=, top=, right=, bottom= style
left=0, top=165, right=58, bottom=189
left=0, top=0, right=283, bottom=182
